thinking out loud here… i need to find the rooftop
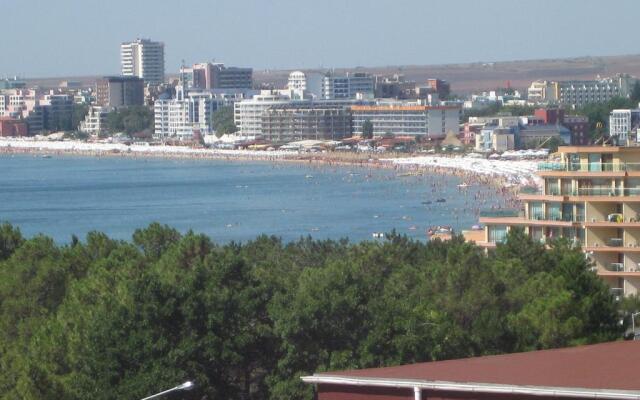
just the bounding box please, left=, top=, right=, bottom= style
left=305, top=341, right=640, bottom=396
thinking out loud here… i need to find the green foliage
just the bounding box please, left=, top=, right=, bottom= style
left=211, top=106, right=237, bottom=138
left=0, top=225, right=624, bottom=400
left=72, top=104, right=89, bottom=132
left=362, top=119, right=373, bottom=139
left=106, top=106, right=153, bottom=135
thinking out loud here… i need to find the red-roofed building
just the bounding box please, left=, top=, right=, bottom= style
left=303, top=341, right=640, bottom=400
left=0, top=117, right=28, bottom=137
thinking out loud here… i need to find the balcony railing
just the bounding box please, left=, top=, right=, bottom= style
left=538, top=162, right=640, bottom=172
left=606, top=262, right=624, bottom=272
left=610, top=287, right=624, bottom=299
left=571, top=188, right=640, bottom=196
left=479, top=209, right=521, bottom=218
left=606, top=238, right=624, bottom=247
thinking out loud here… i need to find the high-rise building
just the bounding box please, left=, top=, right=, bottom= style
left=120, top=39, right=165, bottom=85
left=475, top=145, right=640, bottom=297
left=95, top=76, right=144, bottom=108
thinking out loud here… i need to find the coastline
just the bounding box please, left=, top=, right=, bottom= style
left=0, top=138, right=539, bottom=201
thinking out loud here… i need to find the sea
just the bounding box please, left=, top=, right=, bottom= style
left=0, top=154, right=504, bottom=243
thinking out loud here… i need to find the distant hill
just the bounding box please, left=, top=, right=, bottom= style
left=23, top=53, right=640, bottom=95
left=253, top=54, right=640, bottom=94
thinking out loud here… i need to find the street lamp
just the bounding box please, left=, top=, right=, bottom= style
left=140, top=381, right=195, bottom=400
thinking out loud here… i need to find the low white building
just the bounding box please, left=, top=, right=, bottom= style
left=79, top=106, right=109, bottom=135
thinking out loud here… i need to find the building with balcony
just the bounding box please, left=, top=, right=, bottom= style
left=350, top=104, right=461, bottom=139
left=261, top=103, right=352, bottom=142
left=476, top=145, right=640, bottom=297
left=527, top=74, right=636, bottom=108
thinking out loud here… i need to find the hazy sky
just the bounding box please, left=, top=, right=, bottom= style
left=3, top=0, right=640, bottom=78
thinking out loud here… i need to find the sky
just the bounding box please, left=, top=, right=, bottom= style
left=3, top=0, right=640, bottom=78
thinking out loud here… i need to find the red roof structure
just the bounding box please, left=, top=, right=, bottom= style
left=302, top=341, right=640, bottom=400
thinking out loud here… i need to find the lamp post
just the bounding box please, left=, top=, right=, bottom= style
left=140, top=381, right=194, bottom=400
left=632, top=312, right=640, bottom=341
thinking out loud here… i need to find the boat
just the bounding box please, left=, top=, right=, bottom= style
left=436, top=198, right=446, bottom=203
left=41, top=154, right=52, bottom=159
left=427, top=226, right=454, bottom=241
left=457, top=183, right=469, bottom=188
left=422, top=201, right=432, bottom=205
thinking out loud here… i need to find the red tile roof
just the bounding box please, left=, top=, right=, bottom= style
left=311, top=341, right=640, bottom=392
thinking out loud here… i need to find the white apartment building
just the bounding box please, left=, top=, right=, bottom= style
left=527, top=74, right=636, bottom=107
left=350, top=103, right=461, bottom=138
left=79, top=106, right=109, bottom=135
left=609, top=109, right=640, bottom=143
left=233, top=91, right=295, bottom=136
left=322, top=72, right=374, bottom=100
left=154, top=87, right=227, bottom=140
left=121, top=39, right=165, bottom=85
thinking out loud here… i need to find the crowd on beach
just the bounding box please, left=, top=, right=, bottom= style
left=0, top=138, right=537, bottom=213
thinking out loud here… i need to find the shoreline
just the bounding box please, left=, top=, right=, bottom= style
left=0, top=139, right=538, bottom=204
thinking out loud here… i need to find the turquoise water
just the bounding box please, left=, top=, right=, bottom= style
left=0, top=155, right=502, bottom=243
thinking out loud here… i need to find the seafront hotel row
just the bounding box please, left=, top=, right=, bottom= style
left=473, top=145, right=640, bottom=297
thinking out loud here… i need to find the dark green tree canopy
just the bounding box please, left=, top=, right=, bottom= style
left=0, top=225, right=626, bottom=400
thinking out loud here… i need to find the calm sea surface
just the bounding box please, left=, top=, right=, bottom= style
left=0, top=155, right=504, bottom=243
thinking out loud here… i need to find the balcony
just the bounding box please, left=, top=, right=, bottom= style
left=538, top=162, right=640, bottom=173
left=610, top=287, right=624, bottom=300
left=479, top=209, right=521, bottom=218
left=606, top=238, right=624, bottom=247
left=606, top=262, right=625, bottom=272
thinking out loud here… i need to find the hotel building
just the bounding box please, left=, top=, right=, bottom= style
left=477, top=145, right=640, bottom=297
left=121, top=39, right=165, bottom=85
left=351, top=104, right=461, bottom=138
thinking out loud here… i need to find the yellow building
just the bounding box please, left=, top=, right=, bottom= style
left=476, top=146, right=640, bottom=297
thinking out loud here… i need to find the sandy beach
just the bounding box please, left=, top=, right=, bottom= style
left=0, top=138, right=541, bottom=192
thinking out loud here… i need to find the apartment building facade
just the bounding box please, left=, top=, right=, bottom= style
left=350, top=104, right=460, bottom=138
left=121, top=39, right=165, bottom=85
left=527, top=75, right=636, bottom=108
left=477, top=145, right=640, bottom=297
left=96, top=76, right=144, bottom=108
left=322, top=72, right=374, bottom=99
left=261, top=104, right=351, bottom=142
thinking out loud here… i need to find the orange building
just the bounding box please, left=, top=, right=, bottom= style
left=476, top=145, right=640, bottom=297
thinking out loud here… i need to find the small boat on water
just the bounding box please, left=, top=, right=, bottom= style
left=422, top=201, right=432, bottom=205
left=457, top=183, right=469, bottom=188
left=436, top=198, right=446, bottom=203
left=41, top=154, right=52, bottom=159
left=427, top=226, right=453, bottom=241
